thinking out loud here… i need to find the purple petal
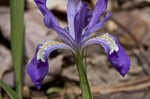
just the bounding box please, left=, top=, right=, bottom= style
left=27, top=57, right=48, bottom=89
left=81, top=33, right=130, bottom=76
left=34, top=0, right=49, bottom=16
left=74, top=3, right=92, bottom=43
left=34, top=0, right=71, bottom=45
left=76, top=0, right=82, bottom=12
left=88, top=0, right=108, bottom=28
left=34, top=0, right=73, bottom=43
left=35, top=0, right=74, bottom=46
left=88, top=13, right=111, bottom=33
left=27, top=41, right=73, bottom=89
left=26, top=44, right=48, bottom=89
left=53, top=26, right=75, bottom=47
left=67, top=0, right=76, bottom=39
left=82, top=13, right=111, bottom=40
left=43, top=12, right=59, bottom=28
left=67, top=0, right=92, bottom=40
left=35, top=0, right=59, bottom=27
left=44, top=15, right=74, bottom=46
left=108, top=42, right=130, bottom=76
left=36, top=40, right=74, bottom=62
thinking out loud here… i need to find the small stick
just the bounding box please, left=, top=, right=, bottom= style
left=64, top=76, right=150, bottom=95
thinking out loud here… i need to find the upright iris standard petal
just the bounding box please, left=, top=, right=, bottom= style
left=44, top=15, right=75, bottom=49
left=34, top=0, right=59, bottom=27
left=43, top=12, right=59, bottom=28
left=82, top=13, right=111, bottom=40
left=81, top=33, right=130, bottom=76
left=88, top=0, right=108, bottom=28
left=82, top=0, right=110, bottom=40
left=67, top=0, right=76, bottom=39
left=74, top=3, right=92, bottom=43
left=27, top=44, right=48, bottom=89
left=35, top=0, right=75, bottom=46
left=88, top=13, right=111, bottom=33
left=44, top=18, right=74, bottom=47
left=67, top=0, right=92, bottom=41
left=34, top=0, right=49, bottom=15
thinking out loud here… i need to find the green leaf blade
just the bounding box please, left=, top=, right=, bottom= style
left=0, top=80, right=18, bottom=99
left=10, top=0, right=24, bottom=98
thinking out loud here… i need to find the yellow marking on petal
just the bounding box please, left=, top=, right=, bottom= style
left=97, top=34, right=119, bottom=54
left=37, top=41, right=64, bottom=62
left=98, top=35, right=115, bottom=46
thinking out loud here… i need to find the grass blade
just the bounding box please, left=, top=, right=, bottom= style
left=0, top=80, right=18, bottom=99
left=10, top=0, right=24, bottom=98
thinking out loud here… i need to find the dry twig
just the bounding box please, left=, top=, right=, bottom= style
left=64, top=76, right=150, bottom=95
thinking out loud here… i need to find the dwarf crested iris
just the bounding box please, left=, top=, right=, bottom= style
left=27, top=0, right=130, bottom=89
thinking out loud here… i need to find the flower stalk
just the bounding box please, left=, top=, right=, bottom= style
left=75, top=52, right=93, bottom=99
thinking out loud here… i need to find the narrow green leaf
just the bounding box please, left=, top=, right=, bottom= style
left=0, top=80, right=18, bottom=99
left=10, top=0, right=24, bottom=98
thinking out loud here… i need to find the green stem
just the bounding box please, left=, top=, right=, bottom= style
left=10, top=0, right=24, bottom=98
left=75, top=52, right=93, bottom=99
left=83, top=47, right=88, bottom=72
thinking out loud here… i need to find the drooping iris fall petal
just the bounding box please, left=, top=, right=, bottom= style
left=36, top=40, right=73, bottom=62
left=27, top=44, right=48, bottom=89
left=27, top=41, right=73, bottom=89
left=82, top=33, right=130, bottom=76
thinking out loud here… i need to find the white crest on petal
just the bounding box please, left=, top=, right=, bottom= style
left=98, top=33, right=119, bottom=54
left=37, top=40, right=64, bottom=62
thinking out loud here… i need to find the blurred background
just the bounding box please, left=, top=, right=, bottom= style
left=0, top=0, right=150, bottom=99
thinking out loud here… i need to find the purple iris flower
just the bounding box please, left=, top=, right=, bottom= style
left=27, top=0, right=130, bottom=89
